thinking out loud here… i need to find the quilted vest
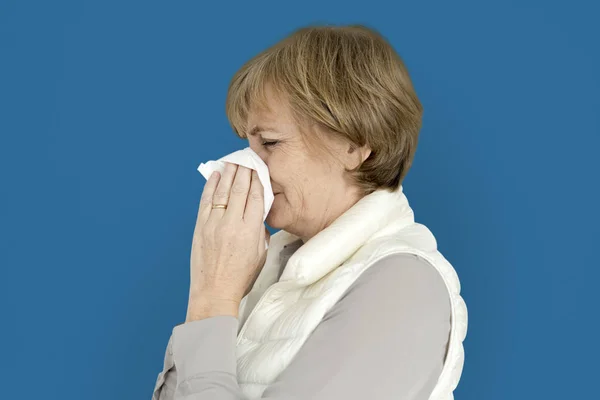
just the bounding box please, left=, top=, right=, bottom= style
left=235, top=185, right=468, bottom=399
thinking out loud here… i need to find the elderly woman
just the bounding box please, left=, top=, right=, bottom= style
left=152, top=24, right=467, bottom=400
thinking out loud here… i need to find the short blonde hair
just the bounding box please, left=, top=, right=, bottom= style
left=225, top=24, right=423, bottom=196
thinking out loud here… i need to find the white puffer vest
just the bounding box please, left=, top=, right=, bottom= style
left=235, top=185, right=468, bottom=399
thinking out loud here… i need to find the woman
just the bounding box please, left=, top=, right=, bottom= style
left=152, top=24, right=467, bottom=400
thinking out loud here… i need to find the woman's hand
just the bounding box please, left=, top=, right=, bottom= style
left=186, top=162, right=270, bottom=322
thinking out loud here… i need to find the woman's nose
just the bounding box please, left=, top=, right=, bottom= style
left=250, top=144, right=269, bottom=164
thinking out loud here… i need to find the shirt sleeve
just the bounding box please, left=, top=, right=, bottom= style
left=151, top=253, right=451, bottom=400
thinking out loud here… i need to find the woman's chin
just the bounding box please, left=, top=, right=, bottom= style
left=266, top=209, right=284, bottom=229
left=265, top=213, right=279, bottom=228
left=266, top=195, right=288, bottom=228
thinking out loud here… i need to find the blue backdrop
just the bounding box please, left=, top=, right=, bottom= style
left=1, top=1, right=598, bottom=399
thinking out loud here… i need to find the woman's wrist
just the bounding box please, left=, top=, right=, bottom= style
left=185, top=294, right=239, bottom=322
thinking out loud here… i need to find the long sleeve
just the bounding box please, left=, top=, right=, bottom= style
left=151, top=253, right=451, bottom=400
left=152, top=333, right=176, bottom=400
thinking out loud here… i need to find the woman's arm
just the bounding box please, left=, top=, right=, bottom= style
left=151, top=253, right=451, bottom=400
left=151, top=328, right=177, bottom=400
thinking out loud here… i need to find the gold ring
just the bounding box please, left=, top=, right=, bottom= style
left=212, top=204, right=228, bottom=209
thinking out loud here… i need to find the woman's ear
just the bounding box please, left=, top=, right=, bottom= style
left=360, top=146, right=372, bottom=163
left=347, top=144, right=371, bottom=168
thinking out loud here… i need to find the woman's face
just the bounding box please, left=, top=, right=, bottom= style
left=246, top=85, right=369, bottom=243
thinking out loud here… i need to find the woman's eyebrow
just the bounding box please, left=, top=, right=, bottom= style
left=248, top=125, right=280, bottom=136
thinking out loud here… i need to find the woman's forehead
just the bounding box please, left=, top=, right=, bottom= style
left=247, top=106, right=298, bottom=136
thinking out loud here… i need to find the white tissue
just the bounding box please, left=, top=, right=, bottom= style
left=197, top=147, right=274, bottom=250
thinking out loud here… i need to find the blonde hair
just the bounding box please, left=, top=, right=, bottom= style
left=225, top=24, right=423, bottom=196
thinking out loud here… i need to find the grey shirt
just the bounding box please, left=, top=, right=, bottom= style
left=152, top=252, right=451, bottom=400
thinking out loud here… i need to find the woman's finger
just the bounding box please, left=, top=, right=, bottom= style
left=197, top=170, right=221, bottom=225
left=210, top=162, right=238, bottom=220
left=226, top=165, right=252, bottom=221
left=244, top=170, right=264, bottom=224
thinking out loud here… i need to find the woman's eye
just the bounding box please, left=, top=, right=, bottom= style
left=262, top=140, right=279, bottom=147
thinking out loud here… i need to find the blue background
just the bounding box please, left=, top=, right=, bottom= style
left=1, top=1, right=598, bottom=399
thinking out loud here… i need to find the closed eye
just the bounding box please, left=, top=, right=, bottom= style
left=262, top=140, right=279, bottom=147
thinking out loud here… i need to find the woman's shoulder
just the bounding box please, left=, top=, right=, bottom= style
left=324, top=252, right=451, bottom=322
